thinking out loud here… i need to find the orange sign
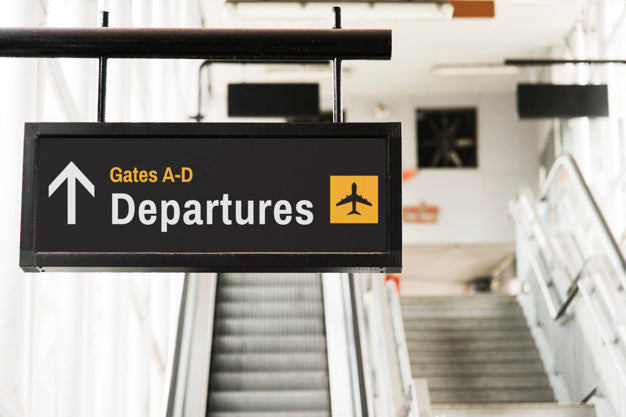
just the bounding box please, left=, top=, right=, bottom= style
left=330, top=175, right=379, bottom=224
left=450, top=1, right=495, bottom=18
left=402, top=169, right=418, bottom=182
left=403, top=202, right=440, bottom=224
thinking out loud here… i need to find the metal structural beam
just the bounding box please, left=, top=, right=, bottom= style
left=506, top=58, right=626, bottom=66
left=0, top=28, right=391, bottom=60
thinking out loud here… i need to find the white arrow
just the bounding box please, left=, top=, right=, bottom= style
left=48, top=161, right=95, bottom=225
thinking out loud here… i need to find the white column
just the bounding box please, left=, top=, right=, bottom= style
left=0, top=1, right=42, bottom=415
left=570, top=22, right=592, bottom=183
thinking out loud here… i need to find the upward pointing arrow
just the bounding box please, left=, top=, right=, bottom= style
left=48, top=161, right=95, bottom=225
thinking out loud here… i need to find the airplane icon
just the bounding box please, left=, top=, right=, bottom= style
left=336, top=182, right=372, bottom=215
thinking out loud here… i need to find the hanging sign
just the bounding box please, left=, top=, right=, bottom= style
left=403, top=201, right=439, bottom=224
left=20, top=122, right=401, bottom=273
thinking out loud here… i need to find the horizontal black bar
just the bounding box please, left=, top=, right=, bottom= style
left=0, top=28, right=391, bottom=60
left=203, top=60, right=331, bottom=65
left=506, top=58, right=626, bottom=66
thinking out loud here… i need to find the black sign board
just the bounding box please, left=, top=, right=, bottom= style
left=20, top=123, right=401, bottom=273
left=517, top=83, right=609, bottom=118
left=228, top=83, right=320, bottom=117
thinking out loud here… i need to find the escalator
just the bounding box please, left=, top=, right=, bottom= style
left=166, top=271, right=419, bottom=417
left=165, top=271, right=396, bottom=417
left=206, top=273, right=331, bottom=416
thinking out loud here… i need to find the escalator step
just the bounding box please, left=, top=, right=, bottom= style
left=210, top=371, right=329, bottom=391
left=207, top=390, right=330, bottom=412
left=213, top=335, right=327, bottom=353
left=208, top=413, right=330, bottom=417
left=207, top=273, right=329, bottom=415
left=215, top=302, right=324, bottom=319
left=217, top=286, right=322, bottom=302
left=219, top=273, right=320, bottom=286
left=211, top=353, right=328, bottom=372
left=213, top=318, right=325, bottom=335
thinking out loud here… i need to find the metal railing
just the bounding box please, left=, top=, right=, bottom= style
left=357, top=274, right=420, bottom=417
left=163, top=273, right=218, bottom=417
left=385, top=281, right=420, bottom=417
left=539, top=154, right=626, bottom=293
left=511, top=153, right=626, bottom=400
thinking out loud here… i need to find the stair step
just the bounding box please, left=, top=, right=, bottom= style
left=405, top=339, right=537, bottom=352
left=208, top=390, right=329, bottom=412
left=403, top=319, right=529, bottom=331
left=401, top=295, right=517, bottom=305
left=210, top=371, right=329, bottom=391
left=402, top=294, right=555, bottom=405
left=431, top=403, right=595, bottom=417
left=215, top=302, right=324, bottom=319
left=409, top=349, right=540, bottom=362
left=217, top=286, right=322, bottom=302
left=219, top=273, right=321, bottom=286
left=426, top=375, right=550, bottom=390
left=401, top=307, right=523, bottom=319
left=213, top=335, right=327, bottom=353
left=429, top=389, right=554, bottom=403
left=211, top=353, right=327, bottom=372
left=209, top=413, right=330, bottom=417
left=404, top=329, right=532, bottom=341
left=412, top=362, right=545, bottom=377
left=214, top=318, right=325, bottom=335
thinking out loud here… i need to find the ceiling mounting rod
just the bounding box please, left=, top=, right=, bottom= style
left=332, top=6, right=343, bottom=123
left=97, top=10, right=109, bottom=123
left=505, top=58, right=626, bottom=66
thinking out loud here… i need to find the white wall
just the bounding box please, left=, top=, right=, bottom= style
left=0, top=1, right=201, bottom=417
left=0, top=2, right=40, bottom=416
left=346, top=93, right=540, bottom=245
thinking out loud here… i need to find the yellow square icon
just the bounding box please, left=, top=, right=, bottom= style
left=330, top=176, right=378, bottom=224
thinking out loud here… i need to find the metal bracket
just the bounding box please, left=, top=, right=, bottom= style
left=97, top=11, right=109, bottom=122
left=332, top=6, right=343, bottom=123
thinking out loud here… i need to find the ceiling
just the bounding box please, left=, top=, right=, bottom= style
left=400, top=244, right=515, bottom=295
left=200, top=0, right=587, bottom=98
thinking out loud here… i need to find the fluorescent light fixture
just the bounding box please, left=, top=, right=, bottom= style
left=433, top=64, right=521, bottom=76
left=222, top=3, right=453, bottom=21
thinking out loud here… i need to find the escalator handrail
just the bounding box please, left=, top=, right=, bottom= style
left=348, top=273, right=370, bottom=417
left=538, top=153, right=626, bottom=291
left=385, top=280, right=420, bottom=417
left=164, top=275, right=190, bottom=417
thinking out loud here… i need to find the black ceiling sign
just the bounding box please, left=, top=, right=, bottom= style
left=516, top=83, right=609, bottom=118
left=228, top=83, right=320, bottom=117
left=20, top=122, right=401, bottom=273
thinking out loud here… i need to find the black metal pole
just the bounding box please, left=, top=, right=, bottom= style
left=191, top=60, right=211, bottom=122
left=97, top=11, right=109, bottom=123
left=0, top=28, right=391, bottom=60
left=332, top=7, right=343, bottom=123
left=505, top=58, right=626, bottom=66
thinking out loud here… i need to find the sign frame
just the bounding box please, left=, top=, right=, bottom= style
left=20, top=122, right=401, bottom=273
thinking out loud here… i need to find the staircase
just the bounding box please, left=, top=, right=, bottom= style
left=206, top=273, right=331, bottom=417
left=401, top=294, right=595, bottom=417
